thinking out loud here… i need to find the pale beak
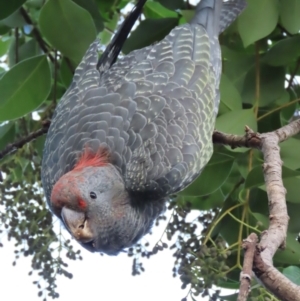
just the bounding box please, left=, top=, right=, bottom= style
left=61, top=207, right=94, bottom=243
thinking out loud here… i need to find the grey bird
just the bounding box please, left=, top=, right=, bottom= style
left=41, top=0, right=246, bottom=255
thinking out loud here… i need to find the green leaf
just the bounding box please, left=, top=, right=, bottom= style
left=216, top=109, right=257, bottom=135
left=0, top=36, right=11, bottom=57
left=283, top=266, right=300, bottom=285
left=287, top=203, right=300, bottom=235
left=216, top=109, right=258, bottom=153
left=264, top=36, right=300, bottom=66
left=223, top=56, right=254, bottom=91
left=280, top=0, right=300, bottom=34
left=154, top=0, right=184, bottom=10
left=0, top=122, right=15, bottom=151
left=32, top=136, right=46, bottom=158
left=280, top=97, right=297, bottom=126
left=0, top=55, right=51, bottom=121
left=249, top=188, right=269, bottom=216
left=274, top=232, right=300, bottom=265
left=73, top=0, right=104, bottom=32
left=144, top=2, right=177, bottom=19
left=9, top=38, right=42, bottom=66
left=216, top=199, right=256, bottom=245
left=219, top=293, right=239, bottom=301
left=177, top=189, right=225, bottom=211
left=248, top=166, right=300, bottom=205
left=281, top=138, right=300, bottom=171
left=39, top=0, right=97, bottom=63
left=251, top=212, right=269, bottom=229
left=238, top=0, right=279, bottom=47
left=284, top=176, right=300, bottom=204
left=123, top=18, right=178, bottom=54
left=1, top=9, right=26, bottom=28
left=99, top=12, right=118, bottom=46
left=60, top=57, right=74, bottom=88
left=180, top=10, right=194, bottom=23
left=0, top=0, right=26, bottom=20
left=179, top=153, right=235, bottom=197
left=245, top=165, right=300, bottom=189
left=219, top=73, right=242, bottom=115
left=242, top=64, right=285, bottom=107
left=0, top=22, right=10, bottom=34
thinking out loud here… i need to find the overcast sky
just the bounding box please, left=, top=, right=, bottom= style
left=0, top=216, right=195, bottom=301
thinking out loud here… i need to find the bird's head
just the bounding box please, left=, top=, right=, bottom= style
left=50, top=149, right=151, bottom=255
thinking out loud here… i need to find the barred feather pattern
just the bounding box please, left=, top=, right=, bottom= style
left=42, top=0, right=246, bottom=208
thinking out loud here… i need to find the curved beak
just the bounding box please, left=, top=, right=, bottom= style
left=61, top=207, right=94, bottom=243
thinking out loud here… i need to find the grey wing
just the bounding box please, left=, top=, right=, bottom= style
left=42, top=42, right=102, bottom=202
left=102, top=24, right=218, bottom=196
left=219, top=0, right=247, bottom=33
left=42, top=41, right=156, bottom=203
left=42, top=25, right=218, bottom=202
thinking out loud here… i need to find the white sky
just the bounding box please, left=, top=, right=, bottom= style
left=0, top=217, right=195, bottom=301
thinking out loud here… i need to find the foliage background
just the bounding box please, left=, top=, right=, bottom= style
left=1, top=0, right=300, bottom=300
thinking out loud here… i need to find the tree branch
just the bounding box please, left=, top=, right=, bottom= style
left=0, top=120, right=50, bottom=161
left=212, top=126, right=261, bottom=149
left=238, top=233, right=258, bottom=301
left=253, top=123, right=300, bottom=301
left=20, top=7, right=55, bottom=63
left=213, top=119, right=300, bottom=301
left=212, top=119, right=300, bottom=149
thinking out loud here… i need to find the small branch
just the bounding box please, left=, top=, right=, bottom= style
left=212, top=119, right=300, bottom=149
left=20, top=7, right=55, bottom=63
left=237, top=233, right=258, bottom=301
left=15, top=27, right=19, bottom=63
left=0, top=120, right=50, bottom=160
left=64, top=57, right=75, bottom=74
left=213, top=126, right=261, bottom=149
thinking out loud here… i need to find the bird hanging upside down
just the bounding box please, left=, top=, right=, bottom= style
left=42, top=0, right=246, bottom=255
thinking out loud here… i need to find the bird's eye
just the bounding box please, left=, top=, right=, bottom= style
left=90, top=191, right=97, bottom=199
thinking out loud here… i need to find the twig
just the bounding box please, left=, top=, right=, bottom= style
left=212, top=119, right=300, bottom=149
left=212, top=126, right=261, bottom=149
left=19, top=7, right=55, bottom=63
left=15, top=27, right=19, bottom=63
left=237, top=233, right=258, bottom=301
left=0, top=120, right=50, bottom=160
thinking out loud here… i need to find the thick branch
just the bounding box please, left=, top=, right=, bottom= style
left=253, top=249, right=300, bottom=301
left=253, top=124, right=300, bottom=301
left=212, top=119, right=300, bottom=149
left=214, top=120, right=300, bottom=300
left=237, top=233, right=258, bottom=301
left=0, top=121, right=50, bottom=160
left=213, top=119, right=300, bottom=300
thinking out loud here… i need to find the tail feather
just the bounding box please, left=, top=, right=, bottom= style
left=219, top=0, right=247, bottom=33
left=189, top=0, right=247, bottom=36
left=189, top=0, right=223, bottom=38
left=97, top=0, right=147, bottom=72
